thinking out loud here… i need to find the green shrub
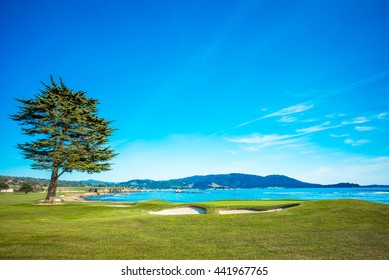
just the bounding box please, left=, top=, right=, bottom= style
left=0, top=181, right=9, bottom=190
left=19, top=183, right=34, bottom=194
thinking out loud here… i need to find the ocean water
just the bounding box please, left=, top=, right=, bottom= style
left=86, top=187, right=389, bottom=204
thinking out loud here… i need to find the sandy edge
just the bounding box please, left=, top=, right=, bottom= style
left=219, top=208, right=283, bottom=214
left=149, top=207, right=205, bottom=215
left=148, top=207, right=286, bottom=215
left=59, top=192, right=98, bottom=202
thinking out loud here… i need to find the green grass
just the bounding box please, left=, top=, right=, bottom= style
left=196, top=200, right=301, bottom=214
left=0, top=192, right=388, bottom=260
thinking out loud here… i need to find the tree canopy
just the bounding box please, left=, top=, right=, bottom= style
left=19, top=183, right=33, bottom=194
left=0, top=181, right=9, bottom=190
left=11, top=76, right=117, bottom=203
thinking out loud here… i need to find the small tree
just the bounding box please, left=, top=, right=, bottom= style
left=11, top=76, right=117, bottom=203
left=19, top=183, right=34, bottom=194
left=0, top=181, right=10, bottom=191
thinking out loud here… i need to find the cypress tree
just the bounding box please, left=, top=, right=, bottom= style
left=10, top=76, right=117, bottom=203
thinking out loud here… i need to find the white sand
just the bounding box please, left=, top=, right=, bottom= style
left=149, top=207, right=205, bottom=215
left=149, top=207, right=285, bottom=215
left=218, top=208, right=283, bottom=215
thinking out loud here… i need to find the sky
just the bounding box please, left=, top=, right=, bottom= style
left=1, top=0, right=389, bottom=185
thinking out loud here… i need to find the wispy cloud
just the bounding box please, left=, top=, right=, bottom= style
left=330, top=133, right=349, bottom=138
left=326, top=113, right=346, bottom=119
left=278, top=116, right=298, bottom=123
left=225, top=133, right=294, bottom=144
left=241, top=138, right=306, bottom=152
left=228, top=120, right=343, bottom=152
left=314, top=70, right=389, bottom=100
left=301, top=118, right=318, bottom=123
left=235, top=102, right=314, bottom=128
left=265, top=103, right=314, bottom=118
left=377, top=112, right=388, bottom=119
left=296, top=121, right=333, bottom=134
left=355, top=126, right=375, bottom=131
left=345, top=138, right=370, bottom=146
left=223, top=132, right=312, bottom=152
left=342, top=116, right=370, bottom=125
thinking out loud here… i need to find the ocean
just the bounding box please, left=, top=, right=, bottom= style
left=86, top=186, right=389, bottom=204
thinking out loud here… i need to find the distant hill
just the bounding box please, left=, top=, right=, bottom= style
left=2, top=173, right=387, bottom=189
left=0, top=176, right=114, bottom=189
left=118, top=173, right=376, bottom=189
left=78, top=179, right=116, bottom=185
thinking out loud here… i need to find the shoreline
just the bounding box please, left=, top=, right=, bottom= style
left=59, top=192, right=98, bottom=202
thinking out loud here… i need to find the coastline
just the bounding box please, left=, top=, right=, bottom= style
left=82, top=187, right=389, bottom=204
left=59, top=192, right=98, bottom=202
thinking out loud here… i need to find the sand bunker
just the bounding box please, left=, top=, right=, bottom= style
left=149, top=205, right=296, bottom=215
left=219, top=208, right=283, bottom=214
left=149, top=207, right=205, bottom=215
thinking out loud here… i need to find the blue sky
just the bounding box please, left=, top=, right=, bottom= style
left=1, top=0, right=389, bottom=184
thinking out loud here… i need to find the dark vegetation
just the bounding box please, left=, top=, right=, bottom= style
left=1, top=173, right=388, bottom=192
left=10, top=76, right=116, bottom=203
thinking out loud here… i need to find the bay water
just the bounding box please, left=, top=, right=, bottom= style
left=86, top=187, right=389, bottom=204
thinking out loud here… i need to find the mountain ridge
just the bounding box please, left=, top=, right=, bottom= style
left=118, top=173, right=380, bottom=189
left=2, top=173, right=388, bottom=189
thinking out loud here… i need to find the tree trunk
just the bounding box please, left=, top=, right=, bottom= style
left=45, top=168, right=59, bottom=204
